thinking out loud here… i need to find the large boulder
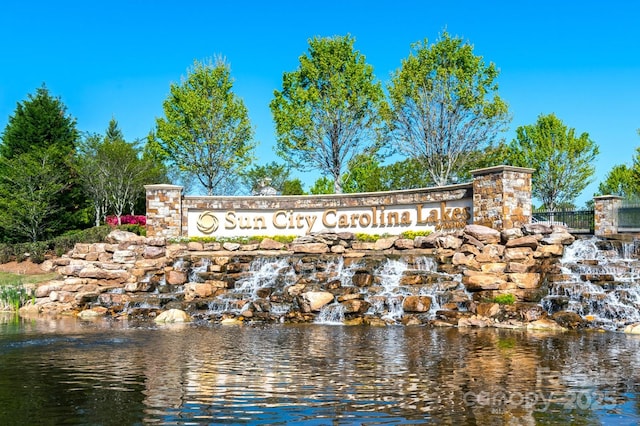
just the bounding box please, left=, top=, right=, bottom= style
left=464, top=225, right=501, bottom=244
left=155, top=308, right=191, bottom=323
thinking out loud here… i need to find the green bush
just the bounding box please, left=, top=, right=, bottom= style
left=492, top=294, right=516, bottom=305
left=0, top=244, right=12, bottom=264
left=400, top=230, right=432, bottom=239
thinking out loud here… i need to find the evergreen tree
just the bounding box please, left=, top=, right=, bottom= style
left=0, top=85, right=87, bottom=239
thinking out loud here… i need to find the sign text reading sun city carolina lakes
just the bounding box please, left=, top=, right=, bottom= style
left=188, top=201, right=472, bottom=237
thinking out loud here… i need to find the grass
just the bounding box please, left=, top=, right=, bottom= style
left=0, top=272, right=58, bottom=286
left=0, top=272, right=57, bottom=312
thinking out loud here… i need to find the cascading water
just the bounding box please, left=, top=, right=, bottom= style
left=367, top=259, right=411, bottom=321
left=542, top=237, right=640, bottom=330
left=207, top=257, right=295, bottom=316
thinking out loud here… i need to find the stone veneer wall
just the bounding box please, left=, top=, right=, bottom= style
left=472, top=166, right=534, bottom=230
left=145, top=165, right=535, bottom=238
left=145, top=184, right=183, bottom=238
left=594, top=195, right=623, bottom=236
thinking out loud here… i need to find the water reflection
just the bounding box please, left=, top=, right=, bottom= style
left=1, top=316, right=640, bottom=425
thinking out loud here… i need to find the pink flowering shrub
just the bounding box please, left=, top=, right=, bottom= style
left=106, top=215, right=147, bottom=226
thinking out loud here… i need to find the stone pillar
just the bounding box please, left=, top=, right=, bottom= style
left=471, top=165, right=534, bottom=231
left=593, top=195, right=622, bottom=236
left=145, top=184, right=183, bottom=238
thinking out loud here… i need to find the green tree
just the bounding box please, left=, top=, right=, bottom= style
left=281, top=178, right=305, bottom=195
left=76, top=119, right=168, bottom=226
left=380, top=158, right=434, bottom=190
left=387, top=31, right=509, bottom=186
left=342, top=153, right=385, bottom=193
left=240, top=161, right=292, bottom=195
left=0, top=149, right=67, bottom=241
left=156, top=58, right=255, bottom=195
left=270, top=34, right=386, bottom=194
left=0, top=85, right=86, bottom=237
left=309, top=176, right=335, bottom=195
left=597, top=164, right=636, bottom=198
left=508, top=113, right=599, bottom=211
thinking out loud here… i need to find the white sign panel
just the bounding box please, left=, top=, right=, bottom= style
left=187, top=200, right=472, bottom=238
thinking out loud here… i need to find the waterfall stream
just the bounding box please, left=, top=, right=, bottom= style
left=542, top=237, right=640, bottom=330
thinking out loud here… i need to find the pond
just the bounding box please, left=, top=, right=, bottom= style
left=1, top=314, right=639, bottom=425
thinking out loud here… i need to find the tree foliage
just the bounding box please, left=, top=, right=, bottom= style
left=76, top=119, right=168, bottom=226
left=0, top=85, right=86, bottom=240
left=387, top=31, right=509, bottom=186
left=240, top=161, right=294, bottom=195
left=597, top=131, right=640, bottom=200
left=0, top=149, right=68, bottom=242
left=508, top=113, right=599, bottom=211
left=270, top=34, right=386, bottom=193
left=156, top=58, right=255, bottom=195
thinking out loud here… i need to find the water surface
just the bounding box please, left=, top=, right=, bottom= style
left=1, top=315, right=639, bottom=425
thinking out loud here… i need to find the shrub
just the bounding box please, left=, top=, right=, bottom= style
left=400, top=230, right=432, bottom=240
left=492, top=294, right=516, bottom=305
left=106, top=215, right=147, bottom=226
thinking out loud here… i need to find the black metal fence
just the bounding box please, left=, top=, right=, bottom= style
left=532, top=209, right=595, bottom=233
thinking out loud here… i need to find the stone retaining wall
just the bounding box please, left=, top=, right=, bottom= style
left=24, top=223, right=576, bottom=329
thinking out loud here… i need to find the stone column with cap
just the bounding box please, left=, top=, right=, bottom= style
left=471, top=165, right=534, bottom=231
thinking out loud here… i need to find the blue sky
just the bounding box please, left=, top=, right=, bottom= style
left=1, top=1, right=639, bottom=206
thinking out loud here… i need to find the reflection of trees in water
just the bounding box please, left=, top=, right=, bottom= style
left=1, top=322, right=640, bottom=423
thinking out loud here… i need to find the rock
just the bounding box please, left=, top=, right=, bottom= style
left=402, top=295, right=432, bottom=312
left=504, top=247, right=533, bottom=261
left=352, top=272, right=374, bottom=287
left=505, top=236, right=539, bottom=250
left=464, top=224, right=501, bottom=244
left=222, top=242, right=241, bottom=251
left=537, top=244, right=564, bottom=256
left=106, top=230, right=144, bottom=244
left=435, top=235, right=463, bottom=250
left=475, top=244, right=504, bottom=263
left=414, top=234, right=438, bottom=248
left=452, top=252, right=481, bottom=270
left=35, top=281, right=65, bottom=298
left=341, top=299, right=371, bottom=314
left=259, top=238, right=285, bottom=250
left=302, top=291, right=335, bottom=311
left=187, top=241, right=204, bottom=251
left=501, top=227, right=524, bottom=242
left=509, top=272, right=541, bottom=289
left=351, top=241, right=376, bottom=250
left=289, top=243, right=329, bottom=254
left=522, top=223, right=553, bottom=235
left=462, top=271, right=506, bottom=291
left=458, top=315, right=491, bottom=327
left=624, top=323, right=640, bottom=334
left=394, top=238, right=415, bottom=250
left=78, top=267, right=129, bottom=282
left=144, top=246, right=165, bottom=259
left=527, top=318, right=566, bottom=331
left=551, top=311, right=586, bottom=329
left=475, top=302, right=500, bottom=317
left=480, top=262, right=507, bottom=274
left=374, top=237, right=397, bottom=250
left=166, top=270, right=187, bottom=285
left=113, top=250, right=136, bottom=263
left=330, top=245, right=346, bottom=253
left=155, top=309, right=191, bottom=323
left=78, top=306, right=108, bottom=319
left=541, top=232, right=576, bottom=245
left=184, top=282, right=213, bottom=300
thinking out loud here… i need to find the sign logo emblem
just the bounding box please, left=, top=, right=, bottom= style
left=196, top=211, right=219, bottom=234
